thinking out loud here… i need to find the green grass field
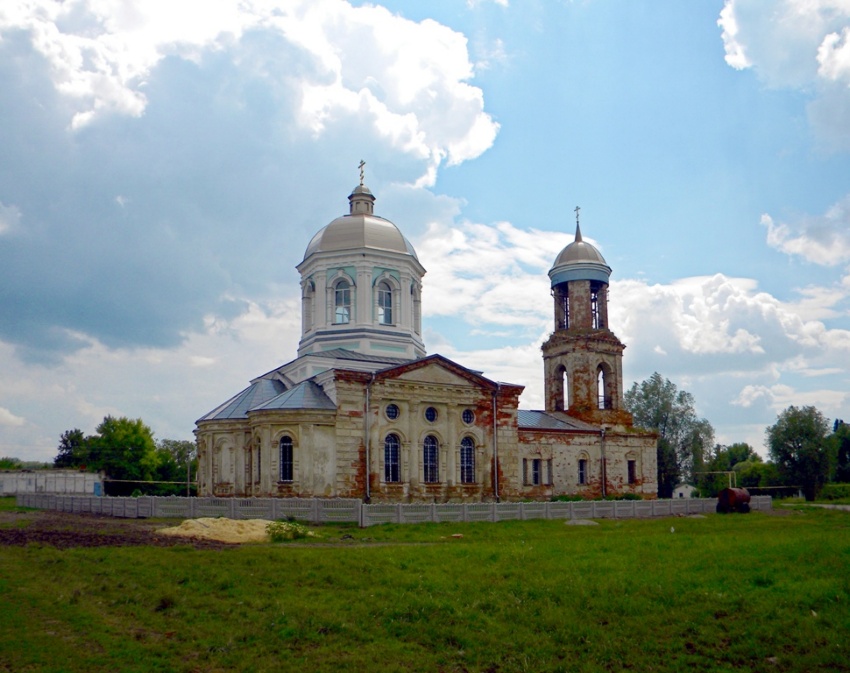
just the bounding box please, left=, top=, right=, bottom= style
left=1, top=503, right=848, bottom=672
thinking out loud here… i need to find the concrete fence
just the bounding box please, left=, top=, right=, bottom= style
left=17, top=493, right=772, bottom=527
left=1, top=470, right=103, bottom=495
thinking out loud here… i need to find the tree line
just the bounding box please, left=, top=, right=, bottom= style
left=53, top=415, right=196, bottom=496
left=625, top=372, right=850, bottom=501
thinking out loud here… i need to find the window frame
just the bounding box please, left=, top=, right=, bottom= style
left=279, top=436, right=294, bottom=483
left=334, top=279, right=352, bottom=324
left=460, top=436, right=475, bottom=484
left=423, top=435, right=439, bottom=484
left=578, top=457, right=588, bottom=485
left=377, top=281, right=393, bottom=325
left=384, top=433, right=401, bottom=483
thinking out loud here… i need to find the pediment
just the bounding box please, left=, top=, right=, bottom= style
left=376, top=354, right=495, bottom=390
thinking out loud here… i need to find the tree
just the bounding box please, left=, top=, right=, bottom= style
left=0, top=456, right=21, bottom=470
left=154, top=439, right=197, bottom=496
left=766, top=405, right=831, bottom=501
left=54, top=428, right=90, bottom=468
left=625, top=372, right=715, bottom=498
left=828, top=420, right=850, bottom=483
left=87, top=416, right=159, bottom=495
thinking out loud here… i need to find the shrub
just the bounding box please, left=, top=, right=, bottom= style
left=818, top=483, right=850, bottom=501
left=266, top=520, right=316, bottom=542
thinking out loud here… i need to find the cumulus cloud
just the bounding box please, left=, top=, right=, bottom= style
left=416, top=219, right=576, bottom=336
left=761, top=194, right=850, bottom=265
left=718, top=0, right=850, bottom=148
left=0, top=0, right=497, bottom=364
left=0, top=0, right=497, bottom=170
left=0, top=407, right=25, bottom=427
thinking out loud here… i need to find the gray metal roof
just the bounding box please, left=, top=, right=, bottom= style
left=518, top=410, right=598, bottom=431
left=251, top=380, right=336, bottom=412
left=198, top=378, right=287, bottom=421
left=549, top=223, right=612, bottom=287
left=303, top=215, right=419, bottom=261
left=309, top=348, right=412, bottom=365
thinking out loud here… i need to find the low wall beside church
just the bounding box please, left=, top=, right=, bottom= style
left=17, top=493, right=772, bottom=527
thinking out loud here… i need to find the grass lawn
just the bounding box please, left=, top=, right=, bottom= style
left=0, top=503, right=848, bottom=672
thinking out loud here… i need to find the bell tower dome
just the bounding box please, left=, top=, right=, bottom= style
left=542, top=211, right=632, bottom=425
left=296, top=168, right=426, bottom=360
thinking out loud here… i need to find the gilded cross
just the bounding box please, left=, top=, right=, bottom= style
left=359, top=159, right=366, bottom=185
left=574, top=205, right=580, bottom=227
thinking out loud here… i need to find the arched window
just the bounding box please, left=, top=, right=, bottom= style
left=460, top=437, right=475, bottom=484
left=423, top=435, right=439, bottom=483
left=578, top=455, right=588, bottom=485
left=377, top=281, right=393, bottom=325
left=597, top=363, right=613, bottom=410
left=334, top=280, right=351, bottom=324
left=384, top=434, right=400, bottom=483
left=279, top=436, right=293, bottom=482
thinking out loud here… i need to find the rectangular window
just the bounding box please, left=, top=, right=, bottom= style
left=628, top=460, right=636, bottom=485
left=531, top=458, right=541, bottom=485
left=578, top=459, right=587, bottom=485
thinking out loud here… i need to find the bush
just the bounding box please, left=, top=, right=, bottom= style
left=266, top=520, right=316, bottom=542
left=818, top=483, right=850, bottom=501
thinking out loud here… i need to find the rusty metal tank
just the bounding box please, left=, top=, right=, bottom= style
left=716, top=487, right=751, bottom=513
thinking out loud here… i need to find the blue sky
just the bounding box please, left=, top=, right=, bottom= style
left=1, top=0, right=849, bottom=462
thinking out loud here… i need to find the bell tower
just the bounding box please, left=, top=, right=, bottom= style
left=542, top=210, right=632, bottom=425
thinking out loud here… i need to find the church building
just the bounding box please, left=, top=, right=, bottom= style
left=195, top=174, right=657, bottom=501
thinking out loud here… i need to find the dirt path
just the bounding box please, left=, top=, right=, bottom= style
left=0, top=509, right=233, bottom=550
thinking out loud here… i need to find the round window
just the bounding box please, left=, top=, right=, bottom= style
left=386, top=403, right=400, bottom=420
left=424, top=406, right=438, bottom=422
left=462, top=409, right=475, bottom=425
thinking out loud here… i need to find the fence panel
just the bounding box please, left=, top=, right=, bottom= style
left=634, top=501, right=654, bottom=518
left=152, top=497, right=192, bottom=518
left=670, top=500, right=688, bottom=515
left=465, top=503, right=494, bottom=522
left=495, top=503, right=522, bottom=522
left=520, top=502, right=547, bottom=521
left=137, top=498, right=154, bottom=518
left=234, top=499, right=275, bottom=520
left=571, top=502, right=594, bottom=519
left=362, top=504, right=398, bottom=527
left=275, top=498, right=318, bottom=523
left=653, top=500, right=671, bottom=517
left=318, top=499, right=360, bottom=524
left=547, top=501, right=573, bottom=519
left=399, top=504, right=433, bottom=525
left=434, top=504, right=465, bottom=523
left=592, top=502, right=616, bottom=519
left=614, top=501, right=635, bottom=518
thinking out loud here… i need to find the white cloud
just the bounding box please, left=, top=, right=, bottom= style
left=0, top=0, right=497, bottom=181
left=0, top=407, right=25, bottom=427
left=762, top=194, right=850, bottom=266
left=733, top=382, right=849, bottom=414
left=719, top=0, right=850, bottom=148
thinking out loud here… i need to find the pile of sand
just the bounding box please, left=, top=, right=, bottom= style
left=157, top=517, right=273, bottom=544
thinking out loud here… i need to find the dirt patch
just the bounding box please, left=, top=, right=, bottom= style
left=0, top=509, right=233, bottom=550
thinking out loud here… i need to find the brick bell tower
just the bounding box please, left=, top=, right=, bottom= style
left=542, top=208, right=633, bottom=426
